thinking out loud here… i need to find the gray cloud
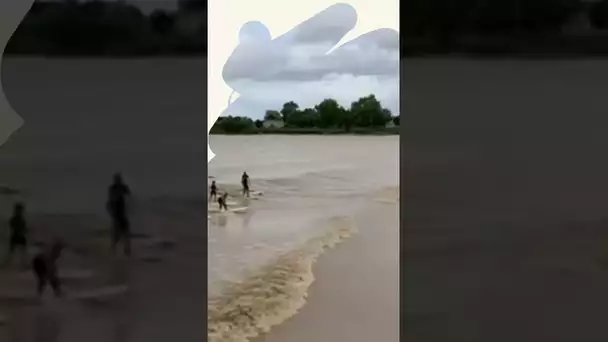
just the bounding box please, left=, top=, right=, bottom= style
left=223, top=6, right=398, bottom=83
left=223, top=34, right=399, bottom=81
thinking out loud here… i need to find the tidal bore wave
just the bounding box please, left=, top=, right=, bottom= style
left=207, top=216, right=356, bottom=342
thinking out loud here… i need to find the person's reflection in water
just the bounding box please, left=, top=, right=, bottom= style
left=242, top=211, right=253, bottom=229
left=34, top=306, right=61, bottom=342
left=217, top=215, right=228, bottom=227
left=111, top=299, right=132, bottom=342
left=109, top=259, right=132, bottom=342
left=32, top=241, right=64, bottom=298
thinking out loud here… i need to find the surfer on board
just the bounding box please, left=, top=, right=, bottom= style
left=241, top=171, right=250, bottom=197
left=32, top=241, right=64, bottom=297
left=218, top=192, right=229, bottom=212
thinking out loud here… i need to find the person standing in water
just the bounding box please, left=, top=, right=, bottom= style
left=210, top=180, right=218, bottom=201
left=32, top=241, right=64, bottom=298
left=5, top=202, right=28, bottom=266
left=107, top=173, right=132, bottom=256
left=241, top=171, right=250, bottom=197
left=217, top=192, right=229, bottom=212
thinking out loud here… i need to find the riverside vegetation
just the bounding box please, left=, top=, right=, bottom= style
left=210, top=95, right=399, bottom=135
left=7, top=0, right=606, bottom=133
left=4, top=0, right=205, bottom=56
left=402, top=0, right=608, bottom=56
left=7, top=0, right=608, bottom=57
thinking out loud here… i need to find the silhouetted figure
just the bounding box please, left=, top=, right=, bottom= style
left=241, top=172, right=250, bottom=197
left=218, top=192, right=229, bottom=212
left=107, top=173, right=132, bottom=256
left=5, top=202, right=28, bottom=266
left=210, top=181, right=218, bottom=201
left=32, top=241, right=64, bottom=298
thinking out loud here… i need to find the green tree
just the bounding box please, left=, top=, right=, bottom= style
left=33, top=0, right=147, bottom=54
left=280, top=101, right=299, bottom=124
left=342, top=109, right=355, bottom=132
left=315, top=99, right=346, bottom=128
left=350, top=95, right=392, bottom=127
left=392, top=115, right=400, bottom=126
left=5, top=0, right=207, bottom=56
left=213, top=116, right=255, bottom=133
left=150, top=10, right=175, bottom=35
left=264, top=110, right=282, bottom=121
left=178, top=0, right=206, bottom=12
left=286, top=108, right=320, bottom=128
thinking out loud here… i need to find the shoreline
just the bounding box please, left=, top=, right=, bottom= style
left=210, top=128, right=399, bottom=136
left=210, top=132, right=399, bottom=136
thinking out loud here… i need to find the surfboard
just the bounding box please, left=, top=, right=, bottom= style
left=208, top=206, right=249, bottom=214
left=58, top=270, right=95, bottom=280
left=0, top=290, right=36, bottom=302
left=68, top=285, right=128, bottom=301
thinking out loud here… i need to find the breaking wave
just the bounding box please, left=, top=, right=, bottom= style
left=207, top=216, right=356, bottom=342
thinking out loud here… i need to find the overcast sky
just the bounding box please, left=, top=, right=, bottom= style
left=221, top=3, right=399, bottom=119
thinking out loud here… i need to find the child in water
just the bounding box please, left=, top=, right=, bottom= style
left=217, top=192, right=229, bottom=212
left=32, top=241, right=64, bottom=298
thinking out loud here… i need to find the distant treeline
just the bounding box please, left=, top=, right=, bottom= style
left=8, top=0, right=608, bottom=57
left=211, top=95, right=400, bottom=135
left=402, top=0, right=608, bottom=56
left=5, top=0, right=206, bottom=56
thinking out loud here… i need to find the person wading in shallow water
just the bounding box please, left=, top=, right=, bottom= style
left=107, top=173, right=132, bottom=256
left=241, top=171, right=250, bottom=197
left=32, top=241, right=64, bottom=298
left=210, top=180, right=218, bottom=201
left=5, top=202, right=28, bottom=267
